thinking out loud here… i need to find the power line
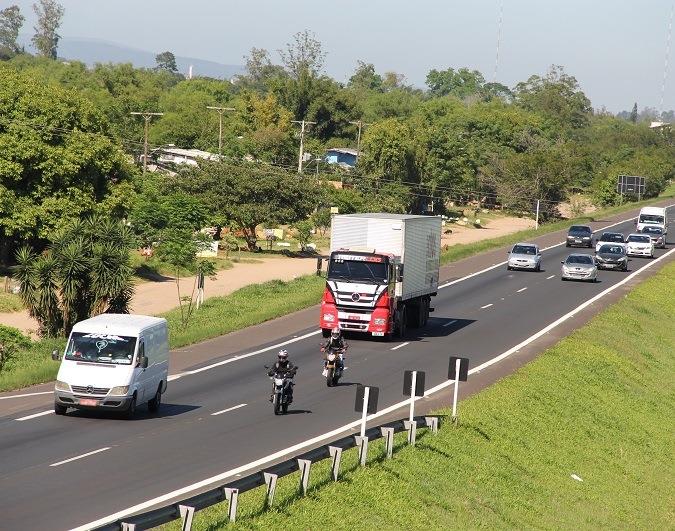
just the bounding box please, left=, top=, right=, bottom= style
left=291, top=120, right=316, bottom=173
left=493, top=0, right=505, bottom=83
left=130, top=112, right=164, bottom=175
left=206, top=106, right=235, bottom=155
left=660, top=3, right=674, bottom=116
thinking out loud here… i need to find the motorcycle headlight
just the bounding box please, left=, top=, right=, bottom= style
left=109, top=385, right=129, bottom=396
left=328, top=354, right=336, bottom=361
left=55, top=380, right=70, bottom=392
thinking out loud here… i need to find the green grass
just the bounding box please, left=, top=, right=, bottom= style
left=165, top=274, right=325, bottom=349
left=0, top=292, right=24, bottom=313
left=165, top=261, right=675, bottom=531
left=132, top=253, right=237, bottom=281
left=440, top=184, right=675, bottom=265
left=0, top=336, right=65, bottom=392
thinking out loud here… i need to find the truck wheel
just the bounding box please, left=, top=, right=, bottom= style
left=321, top=328, right=331, bottom=338
left=422, top=298, right=429, bottom=326
left=397, top=308, right=407, bottom=338
left=407, top=303, right=421, bottom=328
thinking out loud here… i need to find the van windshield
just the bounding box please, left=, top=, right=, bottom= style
left=65, top=332, right=137, bottom=365
left=639, top=214, right=664, bottom=224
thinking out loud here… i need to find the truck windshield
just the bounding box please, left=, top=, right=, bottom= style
left=639, top=214, right=664, bottom=224
left=65, top=332, right=137, bottom=365
left=328, top=259, right=388, bottom=283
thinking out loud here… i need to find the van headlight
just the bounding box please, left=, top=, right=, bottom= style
left=109, top=386, right=129, bottom=396
left=55, top=380, right=70, bottom=392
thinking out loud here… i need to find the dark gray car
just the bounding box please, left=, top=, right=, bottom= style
left=595, top=244, right=628, bottom=271
left=566, top=225, right=593, bottom=248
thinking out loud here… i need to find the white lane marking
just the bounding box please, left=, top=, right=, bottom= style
left=211, top=403, right=247, bottom=416
left=0, top=391, right=53, bottom=401
left=15, top=410, right=53, bottom=421
left=72, top=246, right=675, bottom=531
left=49, top=447, right=111, bottom=467
left=480, top=303, right=493, bottom=309
left=546, top=275, right=555, bottom=279
left=442, top=319, right=458, bottom=328
left=167, top=374, right=184, bottom=382
left=517, top=287, right=528, bottom=293
left=390, top=342, right=409, bottom=351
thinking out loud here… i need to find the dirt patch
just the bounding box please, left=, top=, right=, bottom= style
left=441, top=215, right=536, bottom=245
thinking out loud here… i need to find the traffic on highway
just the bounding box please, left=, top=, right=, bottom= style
left=0, top=204, right=673, bottom=531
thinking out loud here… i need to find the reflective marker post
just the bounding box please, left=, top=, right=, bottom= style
left=403, top=370, right=426, bottom=445
left=354, top=385, right=379, bottom=466
left=408, top=371, right=417, bottom=422
left=360, top=386, right=370, bottom=437
left=448, top=357, right=469, bottom=423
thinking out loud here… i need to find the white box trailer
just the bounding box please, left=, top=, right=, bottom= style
left=321, top=213, right=442, bottom=339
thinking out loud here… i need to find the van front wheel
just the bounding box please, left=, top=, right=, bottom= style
left=124, top=396, right=137, bottom=420
left=148, top=387, right=162, bottom=413
left=54, top=403, right=67, bottom=415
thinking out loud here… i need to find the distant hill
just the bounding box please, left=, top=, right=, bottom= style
left=18, top=35, right=245, bottom=79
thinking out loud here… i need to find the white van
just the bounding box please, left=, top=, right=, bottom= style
left=636, top=207, right=667, bottom=234
left=53, top=314, right=169, bottom=418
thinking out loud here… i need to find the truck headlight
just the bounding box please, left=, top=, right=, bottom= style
left=322, top=314, right=335, bottom=322
left=55, top=380, right=70, bottom=392
left=373, top=318, right=386, bottom=325
left=109, top=386, right=129, bottom=396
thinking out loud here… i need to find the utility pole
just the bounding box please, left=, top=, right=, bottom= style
left=130, top=112, right=164, bottom=175
left=206, top=106, right=236, bottom=156
left=292, top=120, right=316, bottom=173
left=349, top=120, right=371, bottom=164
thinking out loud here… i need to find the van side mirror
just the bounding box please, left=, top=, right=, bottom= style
left=396, top=264, right=404, bottom=282
left=139, top=356, right=148, bottom=369
left=51, top=349, right=60, bottom=361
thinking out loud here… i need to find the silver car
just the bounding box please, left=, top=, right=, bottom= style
left=561, top=253, right=598, bottom=282
left=507, top=243, right=542, bottom=271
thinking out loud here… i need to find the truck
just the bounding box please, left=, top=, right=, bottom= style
left=320, top=213, right=442, bottom=339
left=636, top=206, right=668, bottom=236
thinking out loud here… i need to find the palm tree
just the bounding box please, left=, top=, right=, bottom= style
left=13, top=216, right=136, bottom=337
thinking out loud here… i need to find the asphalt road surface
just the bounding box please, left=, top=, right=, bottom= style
left=1, top=204, right=673, bottom=530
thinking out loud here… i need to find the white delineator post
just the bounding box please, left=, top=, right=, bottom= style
left=452, top=358, right=461, bottom=419
left=535, top=199, right=540, bottom=230
left=408, top=370, right=417, bottom=422
left=360, top=386, right=370, bottom=437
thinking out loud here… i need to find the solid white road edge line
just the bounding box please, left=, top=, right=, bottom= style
left=49, top=447, right=111, bottom=467
left=442, top=319, right=458, bottom=328
left=211, top=403, right=247, bottom=416
left=15, top=410, right=53, bottom=421
left=73, top=244, right=675, bottom=531
left=0, top=391, right=53, bottom=401
left=480, top=303, right=494, bottom=309
left=390, top=342, right=409, bottom=351
left=517, top=287, right=528, bottom=293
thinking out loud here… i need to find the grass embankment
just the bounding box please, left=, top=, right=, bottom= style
left=440, top=183, right=675, bottom=265
left=0, top=275, right=325, bottom=392
left=167, top=261, right=675, bottom=531
left=0, top=292, right=23, bottom=313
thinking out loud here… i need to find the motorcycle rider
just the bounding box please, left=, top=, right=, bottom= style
left=322, top=328, right=346, bottom=372
left=268, top=349, right=297, bottom=402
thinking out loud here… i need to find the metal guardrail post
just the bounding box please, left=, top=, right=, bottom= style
left=424, top=416, right=439, bottom=434
left=224, top=488, right=239, bottom=523
left=354, top=435, right=369, bottom=466
left=121, top=524, right=136, bottom=531
left=178, top=505, right=195, bottom=531
left=404, top=420, right=417, bottom=446
left=328, top=446, right=343, bottom=481
left=263, top=472, right=278, bottom=508
left=380, top=427, right=395, bottom=458
left=297, top=459, right=312, bottom=495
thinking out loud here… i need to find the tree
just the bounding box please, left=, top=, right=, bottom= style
left=155, top=228, right=216, bottom=328
left=172, top=162, right=320, bottom=250
left=0, top=67, right=135, bottom=264
left=359, top=119, right=418, bottom=183
left=630, top=102, right=638, bottom=123
left=155, top=51, right=178, bottom=73
left=0, top=5, right=24, bottom=58
left=238, top=47, right=287, bottom=91
left=13, top=216, right=135, bottom=337
left=293, top=220, right=313, bottom=250
left=425, top=67, right=485, bottom=99
left=513, top=65, right=592, bottom=131
left=31, top=0, right=64, bottom=59
left=348, top=61, right=383, bottom=92
left=311, top=208, right=331, bottom=236
left=278, top=30, right=325, bottom=79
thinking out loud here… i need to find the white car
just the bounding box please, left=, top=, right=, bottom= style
left=561, top=254, right=598, bottom=282
left=507, top=243, right=542, bottom=271
left=594, top=231, right=626, bottom=252
left=626, top=233, right=654, bottom=258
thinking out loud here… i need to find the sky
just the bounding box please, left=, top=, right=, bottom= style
left=11, top=0, right=675, bottom=113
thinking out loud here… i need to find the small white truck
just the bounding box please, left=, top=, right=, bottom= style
left=320, top=213, right=442, bottom=339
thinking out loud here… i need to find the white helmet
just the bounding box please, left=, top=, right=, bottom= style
left=331, top=328, right=341, bottom=339
left=278, top=349, right=288, bottom=361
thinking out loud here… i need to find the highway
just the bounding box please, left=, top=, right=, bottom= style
left=0, top=204, right=673, bottom=531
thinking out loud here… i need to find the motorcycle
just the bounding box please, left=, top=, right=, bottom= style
left=265, top=366, right=295, bottom=415
left=321, top=346, right=345, bottom=387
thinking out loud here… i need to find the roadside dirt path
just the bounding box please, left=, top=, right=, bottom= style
left=0, top=257, right=317, bottom=336
left=441, top=215, right=535, bottom=246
